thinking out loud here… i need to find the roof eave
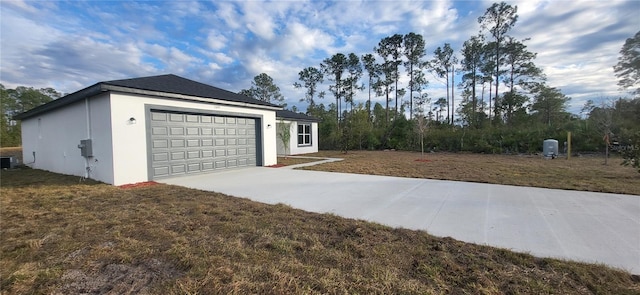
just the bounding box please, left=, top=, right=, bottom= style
left=13, top=83, right=106, bottom=120
left=276, top=116, right=320, bottom=123
left=102, top=85, right=282, bottom=111
left=14, top=83, right=282, bottom=121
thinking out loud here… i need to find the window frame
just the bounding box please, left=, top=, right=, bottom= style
left=297, top=123, right=312, bottom=146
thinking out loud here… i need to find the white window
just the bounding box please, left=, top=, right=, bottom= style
left=297, top=123, right=311, bottom=146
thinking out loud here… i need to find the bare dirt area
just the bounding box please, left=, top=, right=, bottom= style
left=3, top=168, right=639, bottom=294
left=302, top=150, right=640, bottom=195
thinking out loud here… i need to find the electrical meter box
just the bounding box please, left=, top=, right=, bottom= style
left=78, top=139, right=93, bottom=157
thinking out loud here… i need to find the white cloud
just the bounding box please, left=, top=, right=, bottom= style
left=1, top=0, right=636, bottom=114
left=241, top=1, right=278, bottom=40
left=1, top=0, right=39, bottom=13
left=278, top=22, right=335, bottom=60
left=212, top=52, right=234, bottom=64
left=206, top=31, right=228, bottom=50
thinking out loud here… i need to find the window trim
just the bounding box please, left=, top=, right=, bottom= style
left=297, top=123, right=312, bottom=147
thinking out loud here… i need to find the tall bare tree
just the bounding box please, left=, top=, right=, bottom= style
left=361, top=53, right=381, bottom=119
left=344, top=53, right=364, bottom=114
left=403, top=32, right=426, bottom=119
left=321, top=53, right=348, bottom=124
left=501, top=37, right=544, bottom=124
left=293, top=67, right=324, bottom=108
left=459, top=35, right=485, bottom=128
left=429, top=43, right=456, bottom=124
left=375, top=34, right=404, bottom=118
left=478, top=1, right=518, bottom=121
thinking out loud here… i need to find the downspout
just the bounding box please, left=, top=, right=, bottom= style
left=84, top=97, right=92, bottom=178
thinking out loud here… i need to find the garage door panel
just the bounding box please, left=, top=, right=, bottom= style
left=186, top=115, right=199, bottom=122
left=170, top=127, right=184, bottom=135
left=154, top=166, right=169, bottom=176
left=151, top=112, right=167, bottom=121
left=187, top=139, right=199, bottom=147
left=187, top=163, right=200, bottom=172
left=215, top=160, right=226, bottom=169
left=171, top=139, right=185, bottom=148
left=170, top=114, right=184, bottom=122
left=171, top=151, right=185, bottom=160
left=150, top=111, right=258, bottom=179
left=153, top=152, right=169, bottom=162
left=152, top=127, right=167, bottom=135
left=153, top=140, right=168, bottom=148
left=202, top=162, right=214, bottom=170
left=171, top=164, right=186, bottom=174
left=186, top=127, right=199, bottom=135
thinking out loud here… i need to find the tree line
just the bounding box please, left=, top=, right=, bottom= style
left=239, top=3, right=638, bottom=160
left=243, top=2, right=561, bottom=143
left=0, top=85, right=60, bottom=147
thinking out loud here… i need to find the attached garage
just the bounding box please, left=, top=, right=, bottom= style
left=16, top=74, right=280, bottom=185
left=149, top=111, right=259, bottom=179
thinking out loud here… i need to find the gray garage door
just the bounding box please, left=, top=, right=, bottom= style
left=149, top=111, right=258, bottom=179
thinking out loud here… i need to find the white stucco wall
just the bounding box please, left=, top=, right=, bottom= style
left=109, top=92, right=278, bottom=185
left=276, top=120, right=318, bottom=155
left=21, top=91, right=278, bottom=186
left=20, top=94, right=114, bottom=184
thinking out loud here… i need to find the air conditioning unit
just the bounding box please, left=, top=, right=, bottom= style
left=1, top=156, right=17, bottom=169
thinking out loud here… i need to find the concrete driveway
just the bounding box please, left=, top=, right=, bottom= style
left=159, top=166, right=640, bottom=274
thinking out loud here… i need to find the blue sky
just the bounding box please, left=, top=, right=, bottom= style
left=1, top=0, right=638, bottom=115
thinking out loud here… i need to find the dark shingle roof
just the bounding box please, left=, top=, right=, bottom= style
left=276, top=109, right=319, bottom=122
left=103, top=74, right=277, bottom=107
left=15, top=74, right=280, bottom=120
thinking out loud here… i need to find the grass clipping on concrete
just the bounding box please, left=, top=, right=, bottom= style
left=2, top=169, right=639, bottom=294
left=303, top=151, right=640, bottom=196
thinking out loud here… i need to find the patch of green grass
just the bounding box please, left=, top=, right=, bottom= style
left=2, top=168, right=639, bottom=294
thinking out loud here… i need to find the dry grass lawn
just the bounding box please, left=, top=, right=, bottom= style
left=2, top=168, right=640, bottom=294
left=302, top=150, right=640, bottom=195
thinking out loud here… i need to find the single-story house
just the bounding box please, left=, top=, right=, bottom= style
left=15, top=74, right=317, bottom=185
left=275, top=110, right=319, bottom=156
